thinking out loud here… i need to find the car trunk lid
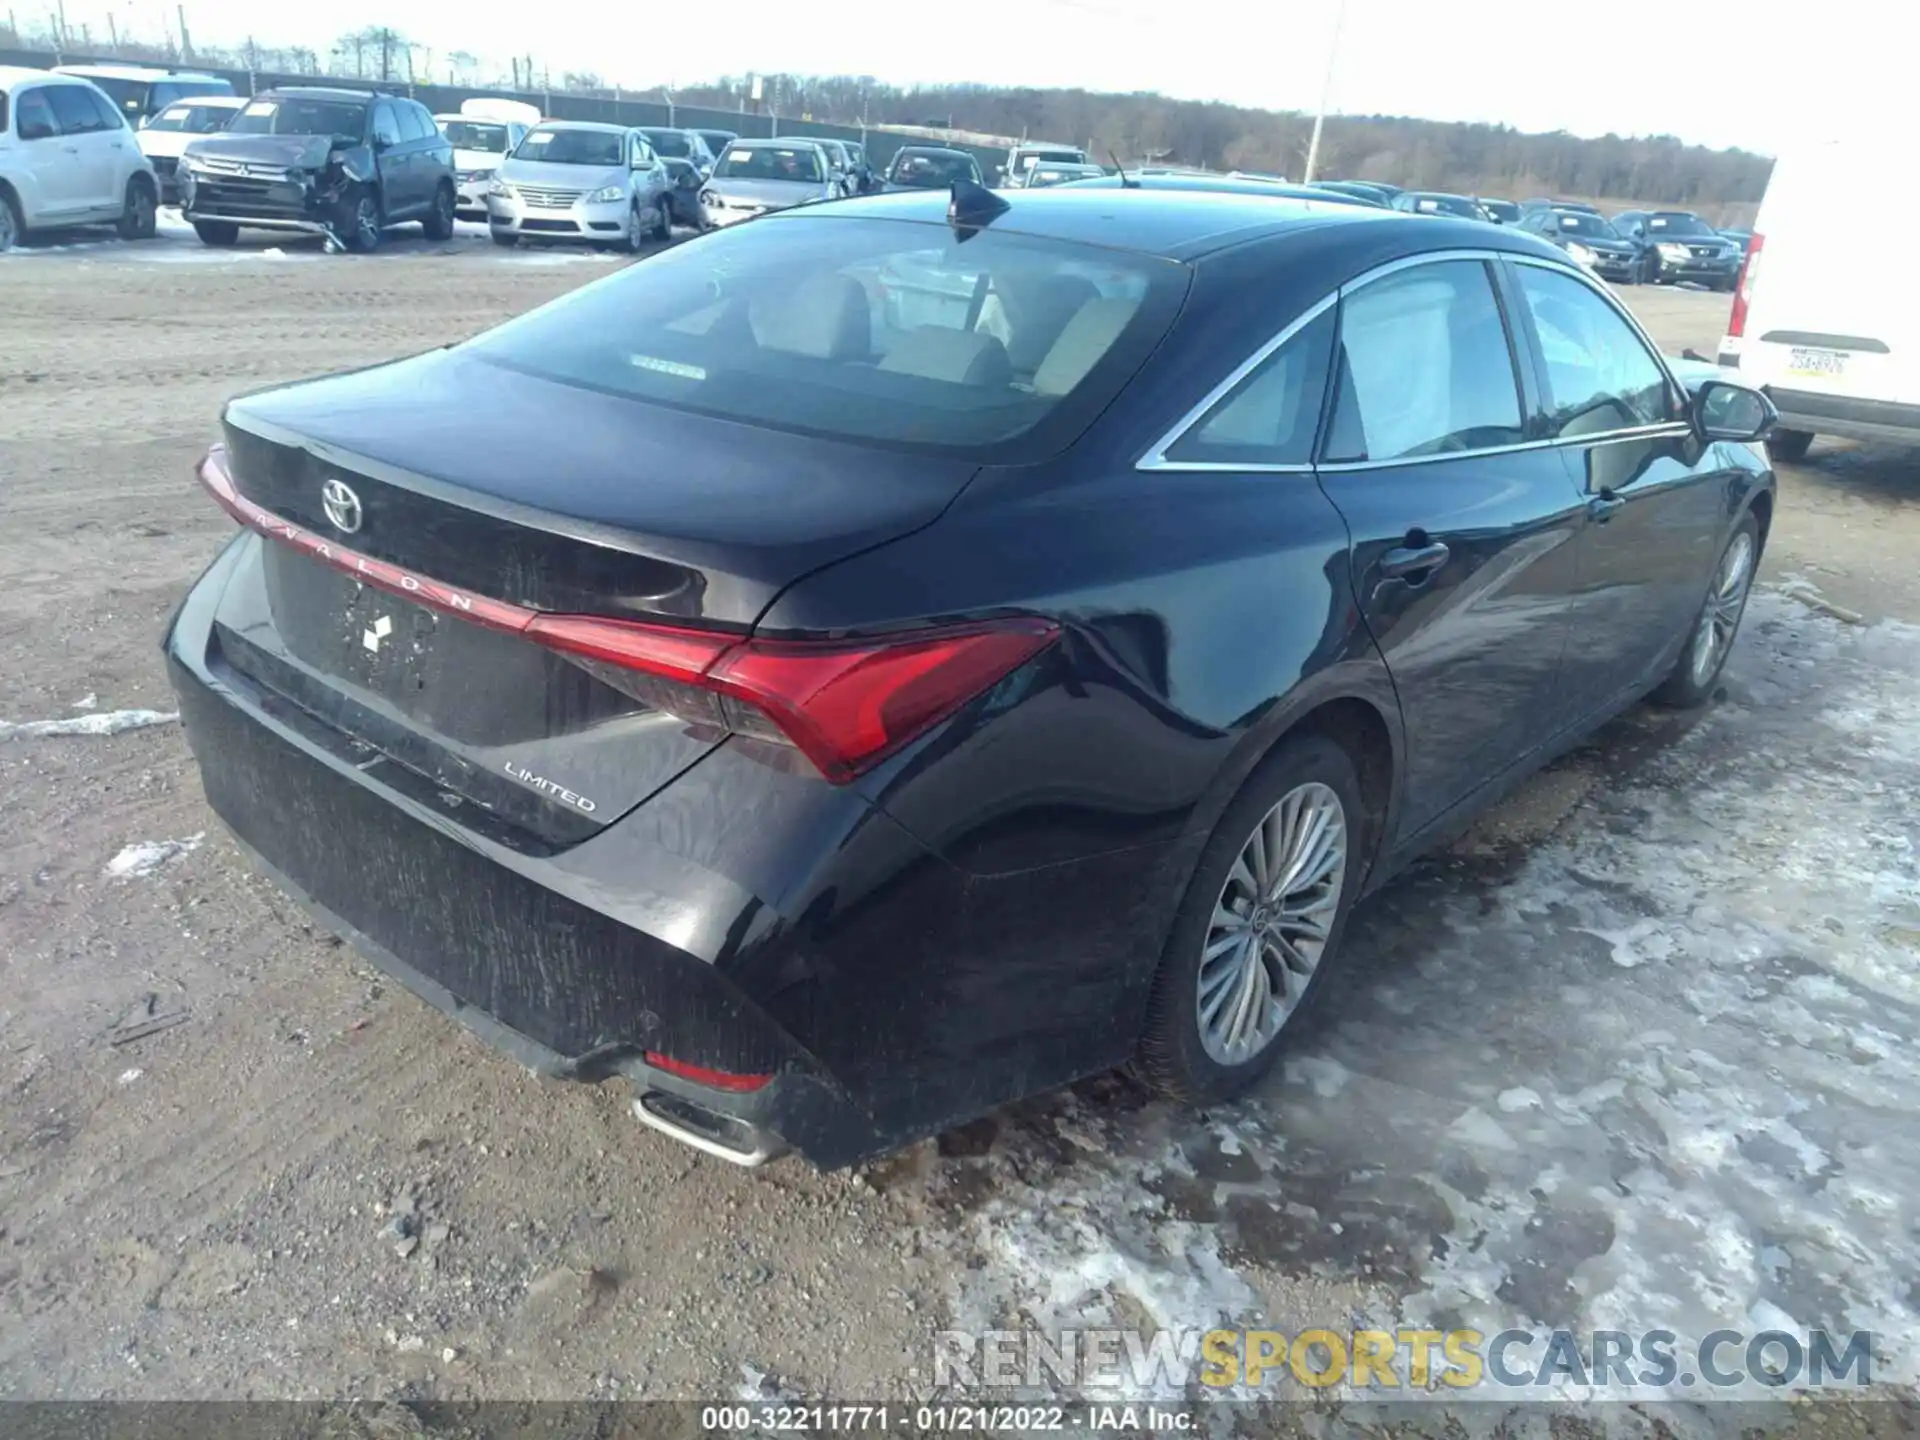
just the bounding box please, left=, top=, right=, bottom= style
left=207, top=350, right=979, bottom=846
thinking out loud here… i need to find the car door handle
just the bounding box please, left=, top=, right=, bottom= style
left=1379, top=541, right=1451, bottom=579
left=1588, top=489, right=1625, bottom=523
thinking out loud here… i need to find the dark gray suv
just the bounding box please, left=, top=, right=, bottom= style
left=178, top=87, right=456, bottom=252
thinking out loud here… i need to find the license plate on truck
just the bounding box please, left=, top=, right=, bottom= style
left=1787, top=346, right=1848, bottom=378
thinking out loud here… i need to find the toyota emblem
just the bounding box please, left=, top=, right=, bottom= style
left=321, top=478, right=363, bottom=534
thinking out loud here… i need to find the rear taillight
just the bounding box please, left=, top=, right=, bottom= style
left=1727, top=232, right=1763, bottom=338
left=527, top=611, right=1058, bottom=783
left=197, top=448, right=1059, bottom=784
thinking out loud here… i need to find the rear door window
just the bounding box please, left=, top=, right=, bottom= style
left=1324, top=260, right=1526, bottom=462
left=13, top=89, right=55, bottom=138
left=1511, top=263, right=1677, bottom=437
left=463, top=214, right=1188, bottom=460
left=1164, top=308, right=1336, bottom=466
left=398, top=103, right=434, bottom=142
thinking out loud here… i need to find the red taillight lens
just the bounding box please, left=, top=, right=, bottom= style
left=643, top=1051, right=773, bottom=1092
left=1727, top=232, right=1763, bottom=338
left=708, top=621, right=1058, bottom=782
left=530, top=614, right=1057, bottom=783
left=198, top=447, right=1059, bottom=784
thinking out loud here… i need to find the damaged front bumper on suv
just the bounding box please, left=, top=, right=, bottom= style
left=179, top=154, right=365, bottom=239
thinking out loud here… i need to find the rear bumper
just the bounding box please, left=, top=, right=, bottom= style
left=163, top=536, right=1174, bottom=1166
left=1764, top=387, right=1920, bottom=445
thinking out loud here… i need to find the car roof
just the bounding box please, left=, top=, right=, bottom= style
left=164, top=93, right=247, bottom=107
left=770, top=186, right=1485, bottom=259
left=1067, top=173, right=1381, bottom=207
left=55, top=63, right=179, bottom=78
left=729, top=137, right=827, bottom=148
left=2, top=64, right=105, bottom=90
left=531, top=120, right=629, bottom=134
left=259, top=86, right=381, bottom=102
left=895, top=144, right=974, bottom=157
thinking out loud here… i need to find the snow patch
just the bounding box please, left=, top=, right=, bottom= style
left=1, top=708, right=178, bottom=740
left=106, top=834, right=204, bottom=880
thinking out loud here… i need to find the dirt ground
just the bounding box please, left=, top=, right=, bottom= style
left=2, top=229, right=1917, bottom=1435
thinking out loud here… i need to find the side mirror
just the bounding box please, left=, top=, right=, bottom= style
left=1693, top=379, right=1776, bottom=443
left=18, top=118, right=55, bottom=141
left=372, top=134, right=392, bottom=151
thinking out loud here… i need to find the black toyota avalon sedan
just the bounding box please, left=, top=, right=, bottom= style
left=165, top=186, right=1778, bottom=1168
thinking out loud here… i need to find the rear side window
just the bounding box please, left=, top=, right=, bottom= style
left=1165, top=307, right=1335, bottom=466
left=1324, top=260, right=1525, bottom=462
left=463, top=214, right=1187, bottom=460
left=13, top=89, right=55, bottom=137
left=1512, top=264, right=1675, bottom=437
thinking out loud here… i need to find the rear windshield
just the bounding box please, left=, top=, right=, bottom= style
left=442, top=120, right=508, bottom=151
left=1410, top=194, right=1482, bottom=218
left=463, top=214, right=1187, bottom=459
left=1553, top=212, right=1618, bottom=238
left=890, top=151, right=979, bottom=187
left=1645, top=213, right=1714, bottom=237
left=642, top=129, right=691, bottom=157
left=716, top=146, right=824, bottom=182
left=145, top=101, right=236, bottom=132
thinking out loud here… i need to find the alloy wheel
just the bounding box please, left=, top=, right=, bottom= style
left=1197, top=781, right=1348, bottom=1065
left=1690, top=529, right=1755, bottom=686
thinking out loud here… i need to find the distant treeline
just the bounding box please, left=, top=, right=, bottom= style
left=0, top=17, right=1771, bottom=214
left=677, top=77, right=1774, bottom=213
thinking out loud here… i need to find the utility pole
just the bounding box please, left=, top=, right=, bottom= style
left=105, top=12, right=116, bottom=47
left=1302, top=0, right=1346, bottom=184
left=176, top=3, right=192, bottom=62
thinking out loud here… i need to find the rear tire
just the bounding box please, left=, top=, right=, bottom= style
left=1650, top=511, right=1760, bottom=709
left=116, top=175, right=158, bottom=240
left=0, top=187, right=22, bottom=252
left=1135, top=734, right=1365, bottom=1103
left=1765, top=428, right=1814, bottom=464
left=192, top=219, right=238, bottom=246
left=422, top=182, right=456, bottom=240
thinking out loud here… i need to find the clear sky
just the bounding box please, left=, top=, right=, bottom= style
left=51, top=0, right=1876, bottom=155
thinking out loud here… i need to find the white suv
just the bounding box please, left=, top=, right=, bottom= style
left=0, top=66, right=160, bottom=252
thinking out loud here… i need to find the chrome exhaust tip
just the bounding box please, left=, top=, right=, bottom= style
left=632, top=1091, right=788, bottom=1168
